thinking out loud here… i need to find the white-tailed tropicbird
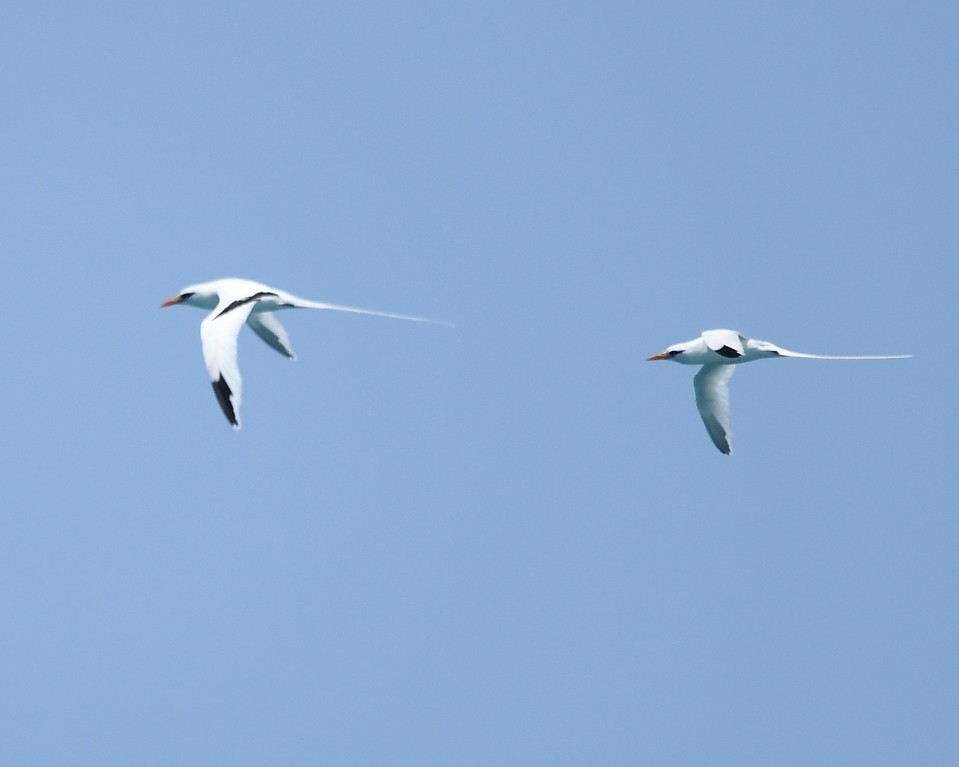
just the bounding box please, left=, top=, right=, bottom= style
left=647, top=329, right=911, bottom=455
left=162, top=277, right=446, bottom=429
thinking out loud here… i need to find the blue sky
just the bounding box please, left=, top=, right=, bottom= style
left=1, top=2, right=956, bottom=764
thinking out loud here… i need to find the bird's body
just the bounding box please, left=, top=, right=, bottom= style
left=162, top=278, right=440, bottom=429
left=648, top=329, right=910, bottom=454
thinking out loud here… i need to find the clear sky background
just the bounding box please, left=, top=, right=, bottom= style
left=1, top=2, right=955, bottom=765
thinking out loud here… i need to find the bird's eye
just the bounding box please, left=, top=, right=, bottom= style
left=668, top=349, right=683, bottom=357
left=180, top=292, right=195, bottom=300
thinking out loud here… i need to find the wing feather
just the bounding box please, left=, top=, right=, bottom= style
left=693, top=365, right=735, bottom=454
left=200, top=301, right=257, bottom=428
left=247, top=313, right=296, bottom=359
left=702, top=329, right=745, bottom=358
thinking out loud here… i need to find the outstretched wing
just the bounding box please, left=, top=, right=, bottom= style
left=247, top=313, right=296, bottom=359
left=702, top=329, right=745, bottom=359
left=693, top=364, right=735, bottom=455
left=200, top=301, right=258, bottom=428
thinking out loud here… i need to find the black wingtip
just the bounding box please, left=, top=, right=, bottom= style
left=211, top=375, right=238, bottom=427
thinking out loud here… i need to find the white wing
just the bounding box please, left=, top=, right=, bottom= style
left=247, top=313, right=296, bottom=359
left=200, top=302, right=257, bottom=428
left=694, top=365, right=735, bottom=455
left=702, top=329, right=745, bottom=358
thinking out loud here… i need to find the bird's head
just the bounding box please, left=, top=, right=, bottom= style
left=647, top=345, right=685, bottom=362
left=160, top=283, right=219, bottom=310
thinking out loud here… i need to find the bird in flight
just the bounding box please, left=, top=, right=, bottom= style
left=161, top=277, right=446, bottom=429
left=647, top=329, right=910, bottom=454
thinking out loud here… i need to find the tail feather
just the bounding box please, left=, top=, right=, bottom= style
left=289, top=298, right=453, bottom=327
left=776, top=348, right=911, bottom=360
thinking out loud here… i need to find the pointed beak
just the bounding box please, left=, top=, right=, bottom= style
left=160, top=296, right=182, bottom=307
left=647, top=352, right=669, bottom=361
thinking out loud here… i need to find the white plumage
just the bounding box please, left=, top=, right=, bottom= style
left=162, top=277, right=444, bottom=428
left=648, top=329, right=910, bottom=454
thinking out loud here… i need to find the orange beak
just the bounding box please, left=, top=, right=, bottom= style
left=647, top=352, right=669, bottom=361
left=160, top=297, right=182, bottom=307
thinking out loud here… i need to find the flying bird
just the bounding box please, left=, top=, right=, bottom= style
left=647, top=329, right=910, bottom=454
left=161, top=277, right=445, bottom=429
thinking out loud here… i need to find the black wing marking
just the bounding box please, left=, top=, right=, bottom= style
left=214, top=291, right=279, bottom=319
left=715, top=345, right=742, bottom=359
left=211, top=374, right=238, bottom=427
